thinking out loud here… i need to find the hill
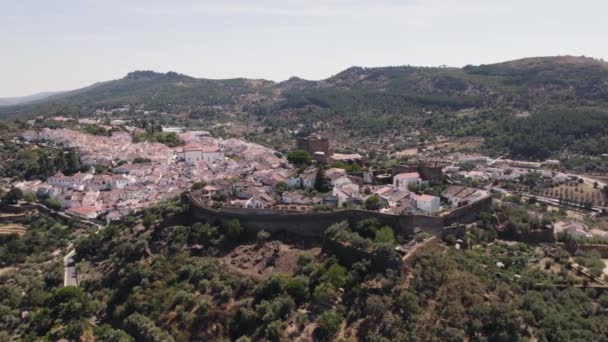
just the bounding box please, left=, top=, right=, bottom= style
left=2, top=198, right=607, bottom=341
left=0, top=70, right=277, bottom=119
left=0, top=91, right=62, bottom=107
left=2, top=56, right=608, bottom=159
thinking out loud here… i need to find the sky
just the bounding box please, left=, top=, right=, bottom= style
left=2, top=0, right=608, bottom=97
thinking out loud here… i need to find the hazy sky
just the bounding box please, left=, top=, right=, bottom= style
left=2, top=0, right=607, bottom=97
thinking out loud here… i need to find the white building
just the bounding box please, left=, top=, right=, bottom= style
left=332, top=183, right=360, bottom=207
left=300, top=167, right=318, bottom=189
left=178, top=144, right=224, bottom=165
left=48, top=172, right=93, bottom=191
left=414, top=194, right=440, bottom=214
left=393, top=172, right=424, bottom=189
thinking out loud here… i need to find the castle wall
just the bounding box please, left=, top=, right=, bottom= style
left=188, top=196, right=444, bottom=239
left=497, top=227, right=556, bottom=244
left=443, top=195, right=492, bottom=226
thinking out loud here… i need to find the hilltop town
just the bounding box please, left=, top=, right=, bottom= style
left=1, top=115, right=604, bottom=247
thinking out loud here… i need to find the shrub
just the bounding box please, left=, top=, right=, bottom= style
left=316, top=311, right=343, bottom=340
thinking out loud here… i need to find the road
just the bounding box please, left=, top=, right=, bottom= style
left=63, top=249, right=78, bottom=287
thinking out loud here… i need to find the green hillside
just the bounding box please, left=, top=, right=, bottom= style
left=3, top=56, right=608, bottom=159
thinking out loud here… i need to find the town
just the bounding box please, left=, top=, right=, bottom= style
left=6, top=117, right=607, bottom=245
left=4, top=4, right=608, bottom=339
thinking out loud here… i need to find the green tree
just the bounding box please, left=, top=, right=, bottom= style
left=364, top=194, right=382, bottom=210
left=191, top=181, right=206, bottom=191
left=374, top=226, right=395, bottom=244
left=287, top=150, right=312, bottom=166
left=313, top=283, right=337, bottom=309
left=142, top=213, right=157, bottom=228
left=224, top=219, right=242, bottom=240
left=314, top=167, right=329, bottom=193
left=315, top=311, right=342, bottom=341
left=47, top=286, right=92, bottom=321
left=3, top=187, right=23, bottom=204
left=257, top=230, right=271, bottom=245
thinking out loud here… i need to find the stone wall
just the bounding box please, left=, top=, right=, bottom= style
left=442, top=224, right=467, bottom=239
left=391, top=164, right=444, bottom=181
left=188, top=196, right=444, bottom=239
left=498, top=227, right=556, bottom=244
left=296, top=136, right=329, bottom=155
left=570, top=244, right=608, bottom=258
left=443, top=195, right=492, bottom=226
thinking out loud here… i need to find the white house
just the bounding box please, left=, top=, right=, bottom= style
left=286, top=176, right=302, bottom=189
left=111, top=175, right=132, bottom=189
left=246, top=193, right=276, bottom=209
left=332, top=183, right=360, bottom=207
left=178, top=144, right=224, bottom=165
left=414, top=194, right=440, bottom=214
left=48, top=172, right=93, bottom=191
left=300, top=167, right=318, bottom=189
left=393, top=172, right=424, bottom=189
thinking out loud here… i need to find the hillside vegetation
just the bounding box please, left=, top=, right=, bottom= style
left=3, top=56, right=608, bottom=159
left=3, top=198, right=607, bottom=341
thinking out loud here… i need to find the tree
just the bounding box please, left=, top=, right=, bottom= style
left=124, top=313, right=175, bottom=342
left=285, top=276, right=310, bottom=304
left=224, top=219, right=242, bottom=240
left=23, top=192, right=36, bottom=203
left=257, top=230, right=271, bottom=245
left=313, top=283, right=337, bottom=309
left=133, top=157, right=151, bottom=164
left=47, top=286, right=92, bottom=321
left=191, top=181, right=206, bottom=191
left=64, top=149, right=81, bottom=175
left=314, top=167, right=329, bottom=193
left=3, top=187, right=23, bottom=204
left=287, top=150, right=312, bottom=166
left=142, top=213, right=157, bottom=228
left=395, top=290, right=419, bottom=321
left=365, top=295, right=387, bottom=320
left=364, top=194, right=382, bottom=210
left=315, top=311, right=342, bottom=341
left=321, top=264, right=347, bottom=288
left=43, top=197, right=63, bottom=210
left=374, top=226, right=395, bottom=244
left=275, top=182, right=288, bottom=193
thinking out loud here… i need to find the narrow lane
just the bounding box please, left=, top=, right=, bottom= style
left=63, top=249, right=78, bottom=287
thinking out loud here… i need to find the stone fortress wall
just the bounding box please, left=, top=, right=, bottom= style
left=188, top=194, right=490, bottom=239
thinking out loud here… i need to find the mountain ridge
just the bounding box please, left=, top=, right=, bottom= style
left=2, top=55, right=608, bottom=130
left=0, top=91, right=63, bottom=107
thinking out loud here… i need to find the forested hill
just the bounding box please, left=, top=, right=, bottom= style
left=3, top=56, right=608, bottom=118
left=2, top=56, right=608, bottom=159
left=0, top=70, right=276, bottom=118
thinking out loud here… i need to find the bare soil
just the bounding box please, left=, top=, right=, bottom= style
left=221, top=241, right=321, bottom=281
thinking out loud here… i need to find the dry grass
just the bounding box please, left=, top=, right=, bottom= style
left=0, top=224, right=27, bottom=236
